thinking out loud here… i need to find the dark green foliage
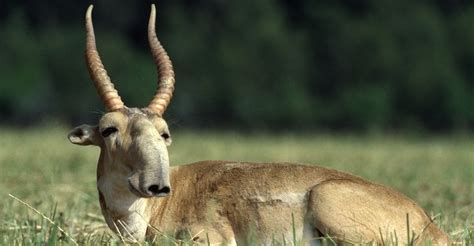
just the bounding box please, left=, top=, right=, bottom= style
left=0, top=0, right=473, bottom=132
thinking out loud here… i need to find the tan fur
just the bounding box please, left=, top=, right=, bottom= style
left=69, top=112, right=448, bottom=245
left=146, top=161, right=448, bottom=245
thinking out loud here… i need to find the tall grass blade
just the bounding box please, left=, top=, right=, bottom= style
left=8, top=194, right=78, bottom=245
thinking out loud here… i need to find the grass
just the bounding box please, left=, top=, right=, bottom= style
left=0, top=126, right=472, bottom=244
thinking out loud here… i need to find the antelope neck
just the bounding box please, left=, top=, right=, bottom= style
left=96, top=152, right=150, bottom=240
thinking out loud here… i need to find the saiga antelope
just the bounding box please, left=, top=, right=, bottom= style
left=68, top=5, right=449, bottom=245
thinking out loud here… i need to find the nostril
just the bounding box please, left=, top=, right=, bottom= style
left=148, top=185, right=160, bottom=194
left=159, top=186, right=170, bottom=194
left=147, top=185, right=171, bottom=196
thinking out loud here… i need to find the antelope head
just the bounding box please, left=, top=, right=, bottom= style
left=68, top=5, right=175, bottom=199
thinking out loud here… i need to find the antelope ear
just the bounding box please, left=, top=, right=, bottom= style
left=68, top=124, right=101, bottom=146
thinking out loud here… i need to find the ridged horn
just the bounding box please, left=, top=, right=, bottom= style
left=147, top=4, right=175, bottom=116
left=85, top=5, right=124, bottom=112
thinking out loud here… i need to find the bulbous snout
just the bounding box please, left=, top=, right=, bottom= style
left=126, top=116, right=171, bottom=198
left=128, top=169, right=171, bottom=198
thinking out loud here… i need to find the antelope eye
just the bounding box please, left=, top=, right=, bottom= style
left=101, top=127, right=118, bottom=137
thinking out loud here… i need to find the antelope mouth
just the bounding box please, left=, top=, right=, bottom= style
left=127, top=179, right=152, bottom=198
left=127, top=177, right=171, bottom=198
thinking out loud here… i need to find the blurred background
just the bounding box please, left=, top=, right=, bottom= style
left=0, top=0, right=473, bottom=133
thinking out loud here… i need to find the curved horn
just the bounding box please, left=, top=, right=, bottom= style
left=85, top=5, right=124, bottom=111
left=147, top=4, right=175, bottom=116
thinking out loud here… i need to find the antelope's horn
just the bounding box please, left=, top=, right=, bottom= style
left=147, top=4, right=175, bottom=116
left=85, top=5, right=124, bottom=112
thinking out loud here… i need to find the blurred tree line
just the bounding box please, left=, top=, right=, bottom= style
left=0, top=0, right=473, bottom=132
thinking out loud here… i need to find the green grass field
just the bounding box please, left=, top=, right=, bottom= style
left=0, top=126, right=472, bottom=244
